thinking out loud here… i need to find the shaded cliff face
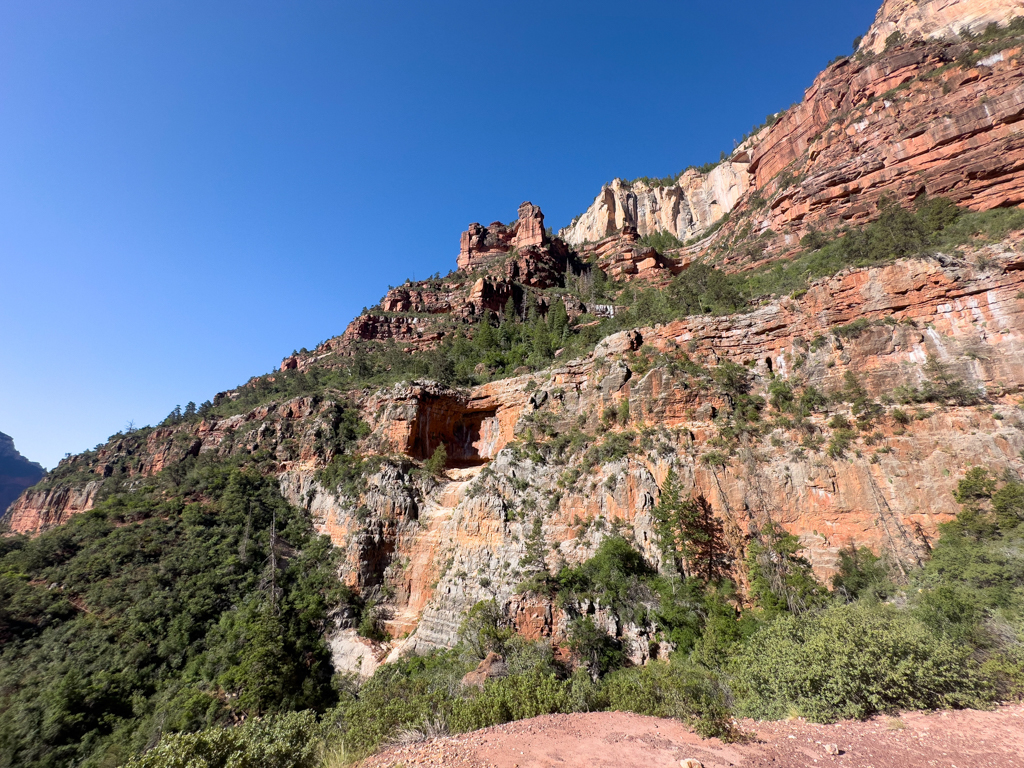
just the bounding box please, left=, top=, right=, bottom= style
left=0, top=432, right=44, bottom=518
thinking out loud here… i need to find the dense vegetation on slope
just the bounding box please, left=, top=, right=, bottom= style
left=0, top=453, right=345, bottom=768
left=6, top=450, right=1020, bottom=768
left=134, top=468, right=1023, bottom=768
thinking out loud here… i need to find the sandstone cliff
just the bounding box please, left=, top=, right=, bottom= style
left=558, top=160, right=753, bottom=247
left=562, top=0, right=1024, bottom=262
left=859, top=0, right=1024, bottom=54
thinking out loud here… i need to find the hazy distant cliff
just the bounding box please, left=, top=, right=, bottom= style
left=0, top=431, right=44, bottom=517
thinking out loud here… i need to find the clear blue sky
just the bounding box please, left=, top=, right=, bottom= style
left=1, top=0, right=880, bottom=469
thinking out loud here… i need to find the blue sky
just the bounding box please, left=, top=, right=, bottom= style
left=0, top=0, right=880, bottom=469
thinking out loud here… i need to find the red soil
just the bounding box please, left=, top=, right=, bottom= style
left=359, top=705, right=1024, bottom=768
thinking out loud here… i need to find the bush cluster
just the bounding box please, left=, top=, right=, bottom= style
left=0, top=455, right=344, bottom=768
left=31, top=465, right=1024, bottom=768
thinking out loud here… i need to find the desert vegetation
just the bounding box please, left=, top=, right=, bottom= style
left=3, top=451, right=1021, bottom=767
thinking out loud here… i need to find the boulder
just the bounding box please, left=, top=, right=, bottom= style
left=461, top=652, right=508, bottom=689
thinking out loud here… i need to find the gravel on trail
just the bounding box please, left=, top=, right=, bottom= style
left=358, top=704, right=1024, bottom=768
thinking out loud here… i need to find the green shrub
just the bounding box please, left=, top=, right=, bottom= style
left=768, top=379, right=795, bottom=412
left=357, top=600, right=388, bottom=641
left=702, top=451, right=728, bottom=467
left=425, top=443, right=448, bottom=477
left=832, top=546, right=894, bottom=601
left=448, top=669, right=577, bottom=732
left=568, top=616, right=625, bottom=678
left=601, top=661, right=736, bottom=739
left=827, top=414, right=851, bottom=430
left=799, top=385, right=828, bottom=414
left=329, top=651, right=465, bottom=756
left=459, top=600, right=515, bottom=659
left=556, top=536, right=655, bottom=624
left=638, top=230, right=685, bottom=253
left=735, top=603, right=989, bottom=722
left=746, top=522, right=826, bottom=616
left=124, top=711, right=325, bottom=768
left=827, top=428, right=855, bottom=458
left=833, top=318, right=871, bottom=340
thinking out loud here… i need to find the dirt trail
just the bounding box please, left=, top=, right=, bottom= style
left=360, top=705, right=1024, bottom=768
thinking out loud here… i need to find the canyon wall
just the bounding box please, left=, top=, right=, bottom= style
left=9, top=239, right=1024, bottom=666
left=562, top=1, right=1024, bottom=257
left=7, top=0, right=1024, bottom=674
left=859, top=0, right=1024, bottom=54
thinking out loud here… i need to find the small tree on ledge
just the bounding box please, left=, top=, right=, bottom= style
left=425, top=443, right=448, bottom=477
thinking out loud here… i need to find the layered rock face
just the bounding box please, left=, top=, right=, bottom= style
left=458, top=201, right=554, bottom=272
left=9, top=239, right=1024, bottom=666
left=563, top=2, right=1024, bottom=261
left=303, top=244, right=1024, bottom=659
left=573, top=223, right=688, bottom=282
left=859, top=0, right=1024, bottom=54
left=745, top=38, right=1024, bottom=241
left=5, top=481, right=102, bottom=534
left=559, top=161, right=752, bottom=247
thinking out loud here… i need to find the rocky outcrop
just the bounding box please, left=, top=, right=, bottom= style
left=0, top=431, right=44, bottom=519
left=328, top=629, right=388, bottom=679
left=458, top=201, right=553, bottom=272
left=559, top=160, right=752, bottom=247
left=563, top=8, right=1024, bottom=263
left=4, top=480, right=102, bottom=534
left=461, top=652, right=508, bottom=689
left=4, top=396, right=335, bottom=534
left=859, top=0, right=1024, bottom=54
left=319, top=202, right=578, bottom=359
left=573, top=224, right=688, bottom=282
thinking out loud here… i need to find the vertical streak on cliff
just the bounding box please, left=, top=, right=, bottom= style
left=863, top=465, right=925, bottom=576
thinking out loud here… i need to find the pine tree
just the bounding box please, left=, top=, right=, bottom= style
left=653, top=471, right=728, bottom=581
left=475, top=315, right=497, bottom=351
left=502, top=296, right=517, bottom=323
left=746, top=522, right=825, bottom=615
left=530, top=307, right=551, bottom=363
left=681, top=494, right=728, bottom=582
left=425, top=443, right=448, bottom=477
left=653, top=469, right=685, bottom=574
left=548, top=299, right=569, bottom=345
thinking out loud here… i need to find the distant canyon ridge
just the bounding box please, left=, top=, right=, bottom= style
left=0, top=432, right=44, bottom=517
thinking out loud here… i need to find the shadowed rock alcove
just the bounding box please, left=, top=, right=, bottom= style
left=410, top=394, right=501, bottom=467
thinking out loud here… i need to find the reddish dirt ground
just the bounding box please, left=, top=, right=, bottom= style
left=359, top=705, right=1024, bottom=768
